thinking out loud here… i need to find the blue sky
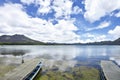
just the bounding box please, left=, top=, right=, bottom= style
left=0, top=0, right=120, bottom=43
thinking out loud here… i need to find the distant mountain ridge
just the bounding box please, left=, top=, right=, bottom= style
left=112, top=38, right=120, bottom=45
left=0, top=34, right=44, bottom=45
left=86, top=38, right=120, bottom=45
left=0, top=34, right=120, bottom=45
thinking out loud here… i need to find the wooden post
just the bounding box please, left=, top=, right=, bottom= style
left=22, top=56, right=24, bottom=64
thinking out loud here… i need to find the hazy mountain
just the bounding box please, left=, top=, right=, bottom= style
left=113, top=38, right=120, bottom=45
left=86, top=38, right=120, bottom=45
left=0, top=34, right=119, bottom=45
left=0, top=34, right=44, bottom=45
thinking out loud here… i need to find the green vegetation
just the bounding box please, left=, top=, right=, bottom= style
left=37, top=66, right=100, bottom=80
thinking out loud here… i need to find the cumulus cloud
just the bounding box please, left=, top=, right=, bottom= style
left=0, top=3, right=30, bottom=34
left=72, top=6, right=83, bottom=14
left=1, top=0, right=118, bottom=43
left=20, top=0, right=76, bottom=19
left=97, top=21, right=111, bottom=29
left=21, top=0, right=52, bottom=14
left=52, top=0, right=73, bottom=19
left=21, top=0, right=34, bottom=5
left=81, top=33, right=107, bottom=43
left=36, top=0, right=52, bottom=14
left=108, top=26, right=120, bottom=39
left=86, top=21, right=110, bottom=31
left=0, top=3, right=80, bottom=43
left=115, top=11, right=120, bottom=17
left=84, top=0, right=120, bottom=23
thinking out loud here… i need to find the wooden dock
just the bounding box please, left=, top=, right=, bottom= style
left=101, top=60, right=120, bottom=80
left=1, top=58, right=41, bottom=80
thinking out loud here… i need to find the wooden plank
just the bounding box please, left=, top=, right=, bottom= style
left=2, top=58, right=41, bottom=80
left=101, top=60, right=120, bottom=80
left=23, top=62, right=42, bottom=80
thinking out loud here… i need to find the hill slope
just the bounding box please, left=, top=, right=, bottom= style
left=113, top=38, right=120, bottom=45
left=0, top=34, right=119, bottom=45
left=0, top=34, right=44, bottom=45
left=86, top=38, right=120, bottom=45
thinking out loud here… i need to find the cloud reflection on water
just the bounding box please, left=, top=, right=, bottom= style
left=0, top=45, right=120, bottom=65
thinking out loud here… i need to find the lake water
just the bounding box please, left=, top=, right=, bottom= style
left=0, top=45, right=120, bottom=66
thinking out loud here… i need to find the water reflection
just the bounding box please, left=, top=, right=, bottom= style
left=0, top=45, right=120, bottom=65
left=0, top=49, right=27, bottom=56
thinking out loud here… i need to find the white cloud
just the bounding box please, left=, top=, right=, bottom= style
left=55, top=20, right=78, bottom=31
left=20, top=0, right=78, bottom=19
left=115, top=12, right=120, bottom=17
left=0, top=3, right=80, bottom=43
left=52, top=0, right=73, bottom=19
left=81, top=33, right=107, bottom=43
left=21, top=0, right=34, bottom=5
left=21, top=0, right=52, bottom=14
left=35, top=0, right=52, bottom=14
left=108, top=26, right=120, bottom=39
left=0, top=3, right=31, bottom=34
left=97, top=21, right=111, bottom=29
left=84, top=0, right=120, bottom=23
left=86, top=21, right=110, bottom=31
left=72, top=6, right=83, bottom=14
left=20, top=0, right=74, bottom=18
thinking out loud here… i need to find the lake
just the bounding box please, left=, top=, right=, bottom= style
left=0, top=45, right=120, bottom=65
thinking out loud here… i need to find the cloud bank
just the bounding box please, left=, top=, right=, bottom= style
left=0, top=0, right=120, bottom=43
left=0, top=3, right=80, bottom=43
left=84, top=0, right=120, bottom=23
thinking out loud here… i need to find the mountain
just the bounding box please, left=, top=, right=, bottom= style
left=0, top=34, right=45, bottom=45
left=0, top=34, right=119, bottom=45
left=86, top=38, right=120, bottom=45
left=113, top=38, right=120, bottom=45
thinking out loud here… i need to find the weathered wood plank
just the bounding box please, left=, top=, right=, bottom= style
left=101, top=60, right=120, bottom=80
left=2, top=58, right=41, bottom=80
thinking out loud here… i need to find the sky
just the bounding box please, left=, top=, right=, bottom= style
left=0, top=0, right=120, bottom=43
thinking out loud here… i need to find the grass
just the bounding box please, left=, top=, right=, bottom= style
left=37, top=66, right=100, bottom=80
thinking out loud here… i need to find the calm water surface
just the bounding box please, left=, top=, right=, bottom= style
left=0, top=45, right=120, bottom=65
